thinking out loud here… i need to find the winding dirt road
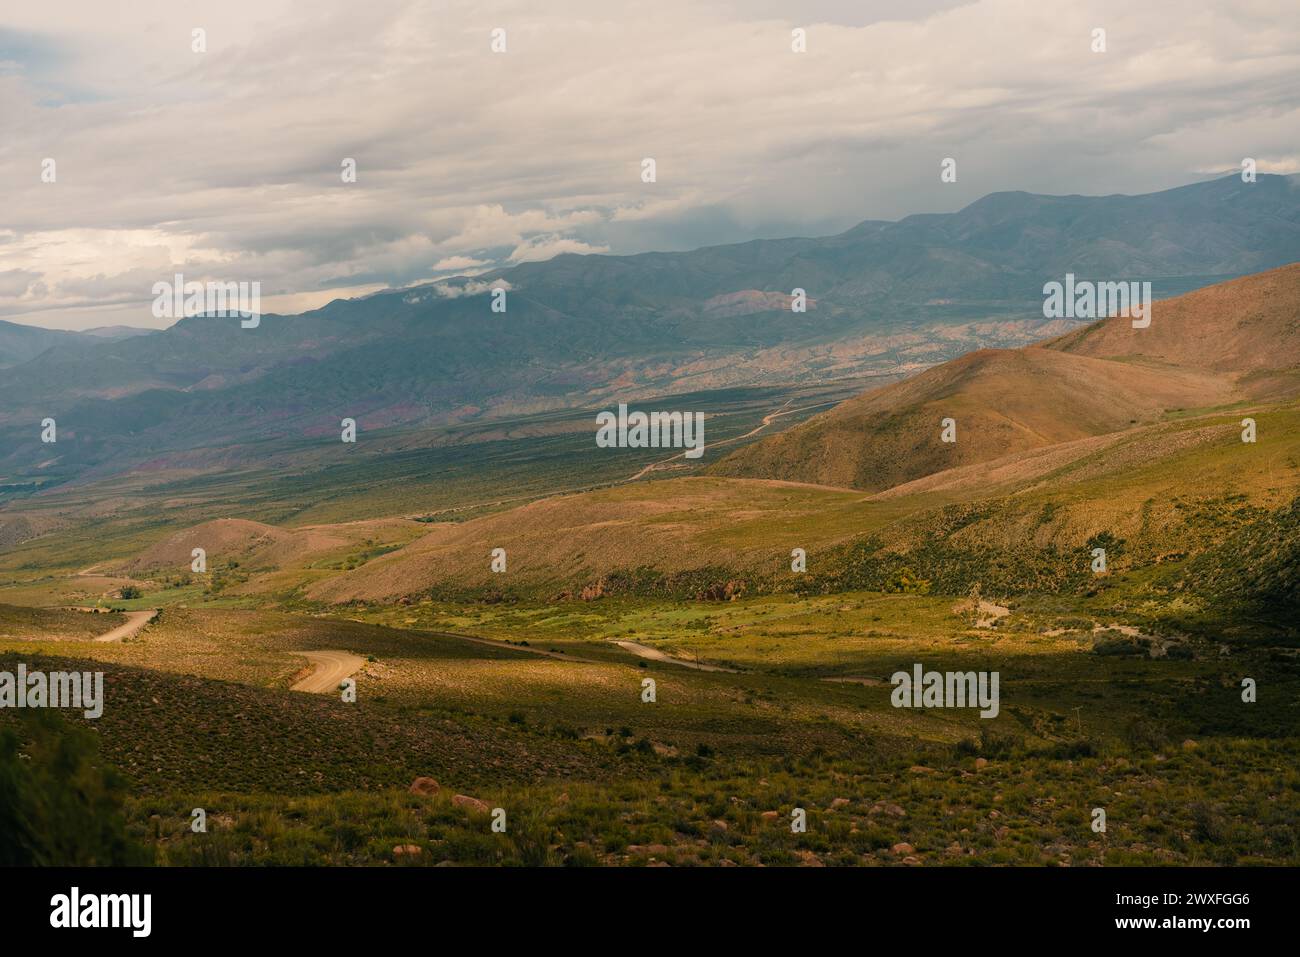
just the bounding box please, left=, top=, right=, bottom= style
left=426, top=628, right=736, bottom=672
left=409, top=398, right=840, bottom=519
left=608, top=639, right=738, bottom=672
left=291, top=650, right=366, bottom=693
left=622, top=399, right=838, bottom=483
left=427, top=631, right=602, bottom=664
left=94, top=609, right=158, bottom=643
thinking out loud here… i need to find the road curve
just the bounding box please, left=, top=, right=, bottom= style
left=94, top=609, right=159, bottom=643
left=291, top=650, right=366, bottom=693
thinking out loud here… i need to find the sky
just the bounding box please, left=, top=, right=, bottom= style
left=1, top=0, right=1297, bottom=330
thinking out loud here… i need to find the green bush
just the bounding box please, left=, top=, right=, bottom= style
left=0, top=711, right=150, bottom=866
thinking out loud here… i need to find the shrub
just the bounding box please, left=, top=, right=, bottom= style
left=0, top=711, right=149, bottom=865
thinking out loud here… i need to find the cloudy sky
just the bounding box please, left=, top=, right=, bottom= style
left=2, top=0, right=1297, bottom=329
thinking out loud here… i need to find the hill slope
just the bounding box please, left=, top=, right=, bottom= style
left=711, top=264, right=1300, bottom=491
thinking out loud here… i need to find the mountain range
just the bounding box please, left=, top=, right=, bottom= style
left=2, top=173, right=1299, bottom=496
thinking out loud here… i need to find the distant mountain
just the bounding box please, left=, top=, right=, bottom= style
left=81, top=325, right=158, bottom=340
left=0, top=319, right=82, bottom=368
left=710, top=263, right=1300, bottom=490
left=2, top=174, right=1299, bottom=489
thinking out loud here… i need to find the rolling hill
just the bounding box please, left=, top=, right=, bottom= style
left=710, top=263, right=1300, bottom=491
left=265, top=265, right=1300, bottom=618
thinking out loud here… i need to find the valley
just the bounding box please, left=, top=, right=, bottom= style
left=1, top=261, right=1296, bottom=867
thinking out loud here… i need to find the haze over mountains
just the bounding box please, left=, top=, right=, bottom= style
left=2, top=173, right=1299, bottom=495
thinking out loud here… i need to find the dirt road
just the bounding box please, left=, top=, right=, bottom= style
left=410, top=398, right=840, bottom=519
left=94, top=609, right=159, bottom=643
left=622, top=399, right=838, bottom=483
left=291, top=650, right=366, bottom=693
left=608, top=639, right=738, bottom=672
left=427, top=631, right=602, bottom=664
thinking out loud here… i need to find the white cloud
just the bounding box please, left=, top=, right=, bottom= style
left=2, top=0, right=1298, bottom=328
left=507, top=236, right=610, bottom=263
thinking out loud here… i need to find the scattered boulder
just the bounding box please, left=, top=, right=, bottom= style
left=891, top=842, right=915, bottom=856
left=579, top=579, right=608, bottom=601
left=760, top=810, right=780, bottom=821
left=452, top=794, right=490, bottom=814
left=392, top=844, right=421, bottom=858
left=829, top=797, right=850, bottom=810
left=975, top=758, right=989, bottom=770
left=409, top=776, right=441, bottom=796
left=870, top=801, right=906, bottom=818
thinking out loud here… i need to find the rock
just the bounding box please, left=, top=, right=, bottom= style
left=580, top=579, right=608, bottom=601
left=645, top=843, right=669, bottom=856
left=711, top=819, right=729, bottom=832
left=452, top=794, right=490, bottom=814
left=870, top=801, right=906, bottom=818
left=974, top=758, right=989, bottom=769
left=408, top=776, right=440, bottom=796
left=392, top=844, right=421, bottom=858
left=760, top=810, right=780, bottom=821
left=901, top=856, right=922, bottom=865
left=829, top=797, right=850, bottom=809
left=909, top=765, right=935, bottom=774
left=1181, top=739, right=1198, bottom=750
left=891, top=842, right=914, bottom=856
left=796, top=850, right=825, bottom=867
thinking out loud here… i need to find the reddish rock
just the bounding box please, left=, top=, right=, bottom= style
left=452, top=794, right=490, bottom=814
left=409, top=776, right=441, bottom=796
